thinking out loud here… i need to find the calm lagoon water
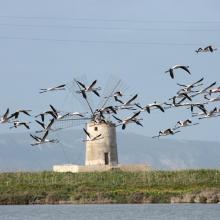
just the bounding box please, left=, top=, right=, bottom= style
left=0, top=204, right=220, bottom=220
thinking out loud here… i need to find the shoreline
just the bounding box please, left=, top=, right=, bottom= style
left=1, top=170, right=220, bottom=205
left=1, top=191, right=220, bottom=205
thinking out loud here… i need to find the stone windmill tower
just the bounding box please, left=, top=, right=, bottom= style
left=85, top=121, right=118, bottom=166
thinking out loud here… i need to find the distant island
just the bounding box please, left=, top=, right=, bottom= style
left=0, top=169, right=220, bottom=204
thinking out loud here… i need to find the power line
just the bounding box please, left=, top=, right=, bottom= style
left=0, top=23, right=220, bottom=32
left=0, top=35, right=218, bottom=46
left=1, top=15, right=220, bottom=24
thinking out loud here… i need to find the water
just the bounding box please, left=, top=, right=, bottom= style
left=0, top=204, right=220, bottom=220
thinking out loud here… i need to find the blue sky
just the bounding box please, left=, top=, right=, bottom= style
left=0, top=0, right=220, bottom=141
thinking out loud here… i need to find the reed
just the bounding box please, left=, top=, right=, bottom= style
left=0, top=169, right=220, bottom=204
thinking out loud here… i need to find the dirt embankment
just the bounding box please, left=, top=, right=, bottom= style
left=2, top=189, right=220, bottom=205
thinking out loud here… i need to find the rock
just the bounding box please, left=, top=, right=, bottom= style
left=170, top=196, right=181, bottom=203
left=182, top=194, right=195, bottom=203
left=194, top=195, right=207, bottom=203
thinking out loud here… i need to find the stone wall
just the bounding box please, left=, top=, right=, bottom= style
left=85, top=122, right=118, bottom=166
left=53, top=164, right=151, bottom=173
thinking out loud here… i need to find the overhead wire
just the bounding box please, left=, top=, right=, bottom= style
left=0, top=16, right=219, bottom=46
left=0, top=36, right=218, bottom=46
left=0, top=15, right=220, bottom=24
left=0, top=23, right=219, bottom=32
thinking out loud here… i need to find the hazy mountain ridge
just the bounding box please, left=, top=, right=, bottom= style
left=0, top=130, right=220, bottom=171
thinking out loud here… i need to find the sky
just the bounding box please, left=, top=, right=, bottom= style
left=0, top=0, right=220, bottom=142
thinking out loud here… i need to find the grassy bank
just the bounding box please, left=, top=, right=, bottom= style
left=0, top=170, right=220, bottom=204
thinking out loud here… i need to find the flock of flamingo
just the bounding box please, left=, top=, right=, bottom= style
left=0, top=45, right=219, bottom=145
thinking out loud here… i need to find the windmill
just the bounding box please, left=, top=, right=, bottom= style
left=32, top=75, right=149, bottom=172
left=68, top=76, right=133, bottom=166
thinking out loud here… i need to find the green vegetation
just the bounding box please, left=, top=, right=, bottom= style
left=0, top=169, right=220, bottom=204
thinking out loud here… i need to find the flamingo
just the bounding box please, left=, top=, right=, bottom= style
left=174, top=119, right=199, bottom=129
left=83, top=128, right=103, bottom=142
left=35, top=111, right=56, bottom=122
left=191, top=82, right=216, bottom=98
left=116, top=94, right=138, bottom=108
left=105, top=91, right=123, bottom=101
left=9, top=121, right=31, bottom=129
left=10, top=109, right=32, bottom=119
left=195, top=45, right=217, bottom=53
left=39, top=84, right=66, bottom=93
left=30, top=130, right=59, bottom=146
left=204, top=95, right=220, bottom=103
left=209, top=87, right=220, bottom=96
left=49, top=105, right=69, bottom=120
left=165, top=65, right=191, bottom=79
left=135, top=102, right=164, bottom=113
left=176, top=77, right=204, bottom=94
left=67, top=112, right=87, bottom=117
left=152, top=128, right=180, bottom=138
left=198, top=107, right=220, bottom=120
left=113, top=111, right=142, bottom=129
left=35, top=118, right=59, bottom=133
left=76, top=80, right=101, bottom=98
left=97, top=106, right=117, bottom=115
left=0, top=108, right=13, bottom=123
